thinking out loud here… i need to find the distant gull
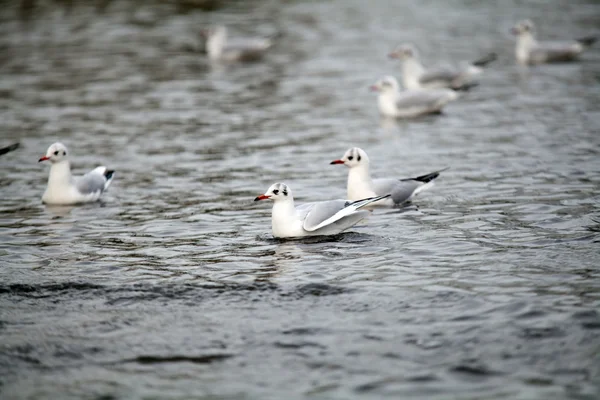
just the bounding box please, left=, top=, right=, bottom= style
left=254, top=182, right=389, bottom=238
left=388, top=43, right=496, bottom=90
left=39, top=142, right=115, bottom=205
left=511, top=19, right=597, bottom=65
left=200, top=25, right=273, bottom=62
left=331, top=147, right=447, bottom=208
left=370, top=76, right=459, bottom=118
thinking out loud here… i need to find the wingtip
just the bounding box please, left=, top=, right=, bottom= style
left=0, top=142, right=19, bottom=156
left=576, top=36, right=597, bottom=47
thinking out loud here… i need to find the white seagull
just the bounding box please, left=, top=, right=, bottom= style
left=39, top=142, right=115, bottom=205
left=370, top=76, right=459, bottom=118
left=330, top=147, right=447, bottom=208
left=388, top=43, right=496, bottom=90
left=254, top=183, right=390, bottom=238
left=201, top=25, right=273, bottom=62
left=511, top=19, right=597, bottom=65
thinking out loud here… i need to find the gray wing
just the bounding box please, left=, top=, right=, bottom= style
left=227, top=38, right=272, bottom=49
left=419, top=66, right=460, bottom=87
left=75, top=167, right=109, bottom=195
left=395, top=89, right=450, bottom=109
left=373, top=178, right=420, bottom=204
left=302, top=196, right=390, bottom=231
left=300, top=200, right=347, bottom=231
left=222, top=39, right=271, bottom=61
left=531, top=42, right=580, bottom=63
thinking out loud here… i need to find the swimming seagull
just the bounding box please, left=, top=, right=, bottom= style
left=388, top=43, right=496, bottom=90
left=370, top=76, right=459, bottom=118
left=511, top=19, right=597, bottom=65
left=200, top=25, right=273, bottom=62
left=330, top=147, right=447, bottom=208
left=38, top=142, right=115, bottom=205
left=254, top=183, right=390, bottom=238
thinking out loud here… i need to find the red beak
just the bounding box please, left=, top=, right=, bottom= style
left=388, top=52, right=399, bottom=59
left=254, top=194, right=271, bottom=201
left=330, top=159, right=344, bottom=165
left=369, top=85, right=380, bottom=92
left=510, top=27, right=519, bottom=35
left=38, top=156, right=50, bottom=162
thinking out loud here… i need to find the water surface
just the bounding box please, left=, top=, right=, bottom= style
left=1, top=0, right=599, bottom=399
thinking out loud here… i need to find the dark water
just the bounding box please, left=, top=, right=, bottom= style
left=1, top=0, right=600, bottom=399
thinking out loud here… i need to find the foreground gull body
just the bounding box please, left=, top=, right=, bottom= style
left=371, top=76, right=458, bottom=118
left=254, top=183, right=390, bottom=238
left=39, top=142, right=115, bottom=205
left=331, top=147, right=447, bottom=208
left=389, top=44, right=496, bottom=90
left=511, top=19, right=597, bottom=65
left=201, top=25, right=273, bottom=62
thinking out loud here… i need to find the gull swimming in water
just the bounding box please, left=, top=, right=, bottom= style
left=331, top=147, right=447, bottom=208
left=511, top=19, right=597, bottom=65
left=388, top=43, right=496, bottom=90
left=370, top=76, right=459, bottom=118
left=201, top=25, right=273, bottom=62
left=39, top=142, right=115, bottom=205
left=254, top=182, right=389, bottom=238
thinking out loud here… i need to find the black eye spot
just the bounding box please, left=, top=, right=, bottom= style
left=62, top=151, right=66, bottom=156
left=53, top=151, right=59, bottom=155
left=273, top=190, right=279, bottom=195
left=357, top=155, right=361, bottom=161
left=348, top=156, right=353, bottom=161
left=283, top=190, right=288, bottom=196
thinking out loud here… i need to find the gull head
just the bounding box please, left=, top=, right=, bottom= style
left=388, top=43, right=418, bottom=61
left=39, top=142, right=69, bottom=164
left=201, top=25, right=227, bottom=40
left=203, top=25, right=228, bottom=57
left=511, top=19, right=535, bottom=36
left=254, top=183, right=292, bottom=202
left=331, top=147, right=370, bottom=169
left=370, top=76, right=399, bottom=93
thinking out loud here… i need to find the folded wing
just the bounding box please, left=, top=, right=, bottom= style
left=75, top=166, right=114, bottom=195
left=303, top=195, right=390, bottom=232
left=395, top=89, right=457, bottom=110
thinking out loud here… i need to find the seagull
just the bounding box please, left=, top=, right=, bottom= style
left=38, top=142, right=115, bottom=205
left=511, top=19, right=597, bottom=65
left=388, top=43, right=496, bottom=90
left=201, top=25, right=273, bottom=62
left=370, top=76, right=459, bottom=118
left=330, top=147, right=447, bottom=208
left=254, top=183, right=390, bottom=238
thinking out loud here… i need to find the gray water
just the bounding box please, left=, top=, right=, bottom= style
left=1, top=0, right=600, bottom=399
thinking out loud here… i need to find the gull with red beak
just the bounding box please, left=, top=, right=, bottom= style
left=331, top=147, right=447, bottom=208
left=254, top=183, right=389, bottom=238
left=511, top=19, right=596, bottom=65
left=370, top=76, right=459, bottom=118
left=38, top=142, right=115, bottom=205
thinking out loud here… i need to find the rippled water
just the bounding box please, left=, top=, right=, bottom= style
left=1, top=0, right=600, bottom=399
